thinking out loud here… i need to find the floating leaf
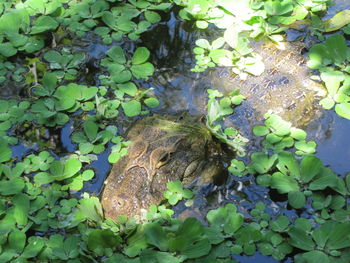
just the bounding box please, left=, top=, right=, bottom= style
left=250, top=152, right=277, bottom=174
left=288, top=227, right=315, bottom=251
left=271, top=172, right=299, bottom=193
left=144, top=97, right=160, bottom=108
left=22, top=236, right=45, bottom=258
left=0, top=177, right=25, bottom=195
left=13, top=193, right=30, bottom=226
left=31, top=15, right=58, bottom=34
left=8, top=229, right=26, bottom=253
left=300, top=156, right=322, bottom=183
left=144, top=222, right=169, bottom=251
left=0, top=43, right=17, bottom=57
left=132, top=47, right=150, bottom=65
left=122, top=100, right=141, bottom=117
left=288, top=191, right=306, bottom=209
left=264, top=114, right=291, bottom=136
left=131, top=62, right=155, bottom=79
left=301, top=251, right=330, bottom=263
left=84, top=119, right=99, bottom=141
left=207, top=203, right=243, bottom=235
left=325, top=10, right=350, bottom=32
left=0, top=146, right=12, bottom=162
left=335, top=102, right=350, bottom=120
left=252, top=125, right=269, bottom=136
left=87, top=229, right=120, bottom=255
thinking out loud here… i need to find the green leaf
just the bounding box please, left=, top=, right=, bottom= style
left=75, top=196, right=103, bottom=223
left=132, top=47, right=150, bottom=65
left=295, top=140, right=317, bottom=155
left=321, top=70, right=344, bottom=97
left=288, top=227, right=315, bottom=251
left=196, top=20, right=208, bottom=29
left=327, top=222, right=350, bottom=250
left=84, top=119, right=99, bottom=141
left=118, top=82, right=138, bottom=96
left=300, top=156, right=322, bottom=183
left=144, top=97, right=160, bottom=108
left=335, top=102, right=350, bottom=120
left=64, top=158, right=82, bottom=179
left=325, top=10, right=350, bottom=32
left=0, top=177, right=25, bottom=195
left=319, top=96, right=335, bottom=110
left=122, top=100, right=141, bottom=117
left=87, top=229, right=120, bottom=254
left=206, top=203, right=243, bottom=235
left=270, top=216, right=289, bottom=232
left=250, top=152, right=277, bottom=174
left=32, top=171, right=50, bottom=185
left=181, top=238, right=211, bottom=259
left=277, top=151, right=300, bottom=178
left=196, top=39, right=211, bottom=49
left=140, top=250, right=181, bottom=263
left=131, top=62, right=155, bottom=79
left=290, top=127, right=307, bottom=141
left=288, top=191, right=306, bottom=209
left=0, top=146, right=12, bottom=162
left=79, top=142, right=93, bottom=154
left=144, top=222, right=169, bottom=251
left=144, top=10, right=161, bottom=24
left=22, top=237, right=45, bottom=258
left=264, top=0, right=293, bottom=16
left=326, top=34, right=348, bottom=65
left=52, top=158, right=82, bottom=181
left=8, top=229, right=26, bottom=253
left=264, top=114, right=291, bottom=136
left=307, top=44, right=332, bottom=70
left=31, top=15, right=58, bottom=34
left=13, top=193, right=30, bottom=226
left=301, top=251, right=329, bottom=263
left=309, top=172, right=338, bottom=191
left=0, top=43, right=17, bottom=57
left=252, top=125, right=269, bottom=136
left=271, top=172, right=299, bottom=194
left=106, top=46, right=126, bottom=64
left=44, top=50, right=62, bottom=64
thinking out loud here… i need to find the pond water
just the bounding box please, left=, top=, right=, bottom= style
left=4, top=0, right=349, bottom=262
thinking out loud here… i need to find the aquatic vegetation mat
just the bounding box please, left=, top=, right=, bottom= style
left=0, top=0, right=350, bottom=262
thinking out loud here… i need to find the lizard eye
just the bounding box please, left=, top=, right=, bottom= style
left=157, top=152, right=170, bottom=168
left=151, top=148, right=173, bottom=168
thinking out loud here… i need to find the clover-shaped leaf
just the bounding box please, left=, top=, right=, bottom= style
left=163, top=180, right=193, bottom=205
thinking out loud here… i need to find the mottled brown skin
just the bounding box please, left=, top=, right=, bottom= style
left=101, top=115, right=223, bottom=219
left=211, top=41, right=326, bottom=127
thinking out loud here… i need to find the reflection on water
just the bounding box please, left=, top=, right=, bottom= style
left=307, top=110, right=350, bottom=175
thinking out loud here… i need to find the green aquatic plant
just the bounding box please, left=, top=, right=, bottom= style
left=307, top=34, right=350, bottom=71
left=101, top=46, right=154, bottom=83
left=318, top=70, right=350, bottom=120
left=60, top=0, right=109, bottom=37
left=176, top=0, right=330, bottom=77
left=307, top=34, right=350, bottom=119
left=71, top=118, right=118, bottom=154
left=0, top=7, right=59, bottom=57
left=1, top=0, right=350, bottom=262
left=206, top=89, right=248, bottom=156
left=43, top=48, right=86, bottom=80
left=163, top=180, right=194, bottom=205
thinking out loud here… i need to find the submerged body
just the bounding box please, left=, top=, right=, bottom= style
left=211, top=41, right=326, bottom=126
left=101, top=115, right=224, bottom=219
